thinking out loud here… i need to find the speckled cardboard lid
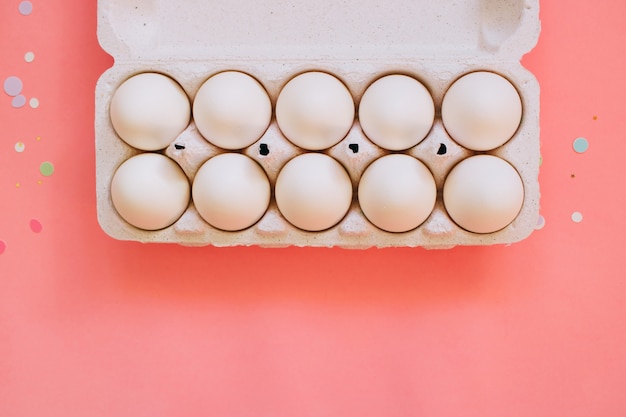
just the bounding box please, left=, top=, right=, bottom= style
left=98, top=0, right=539, bottom=61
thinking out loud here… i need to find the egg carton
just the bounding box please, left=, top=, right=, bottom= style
left=95, top=0, right=541, bottom=249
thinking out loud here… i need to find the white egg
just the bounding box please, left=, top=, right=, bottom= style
left=192, top=153, right=270, bottom=231
left=276, top=72, right=355, bottom=151
left=358, top=75, right=435, bottom=151
left=193, top=71, right=272, bottom=150
left=443, top=155, right=524, bottom=234
left=275, top=153, right=353, bottom=231
left=110, top=73, right=190, bottom=151
left=441, top=71, right=522, bottom=151
left=111, top=153, right=190, bottom=230
left=358, top=154, right=436, bottom=232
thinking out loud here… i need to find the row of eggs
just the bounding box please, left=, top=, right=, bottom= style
left=109, top=70, right=523, bottom=154
left=111, top=152, right=524, bottom=235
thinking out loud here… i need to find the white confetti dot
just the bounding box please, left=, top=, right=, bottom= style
left=571, top=211, right=583, bottom=223
left=24, top=52, right=35, bottom=63
left=15, top=142, right=25, bottom=152
left=29, top=98, right=39, bottom=108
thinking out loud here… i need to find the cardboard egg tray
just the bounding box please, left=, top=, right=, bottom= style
left=95, top=0, right=541, bottom=248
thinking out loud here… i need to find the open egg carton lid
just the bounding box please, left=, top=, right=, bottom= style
left=95, top=0, right=541, bottom=249
left=98, top=0, right=540, bottom=61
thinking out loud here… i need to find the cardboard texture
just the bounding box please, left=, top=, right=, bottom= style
left=95, top=0, right=541, bottom=248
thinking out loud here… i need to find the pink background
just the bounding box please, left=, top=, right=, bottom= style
left=2, top=1, right=626, bottom=416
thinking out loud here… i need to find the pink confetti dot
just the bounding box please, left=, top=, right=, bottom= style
left=30, top=219, right=43, bottom=233
left=0, top=240, right=6, bottom=254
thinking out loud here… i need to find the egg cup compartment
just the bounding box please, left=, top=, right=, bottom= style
left=96, top=0, right=541, bottom=248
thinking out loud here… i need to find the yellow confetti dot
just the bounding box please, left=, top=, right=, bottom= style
left=36, top=136, right=41, bottom=141
left=16, top=183, right=21, bottom=188
left=37, top=180, right=43, bottom=185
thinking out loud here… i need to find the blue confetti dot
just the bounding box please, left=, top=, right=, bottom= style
left=12, top=95, right=27, bottom=108
left=573, top=137, right=589, bottom=153
left=4, top=76, right=23, bottom=97
left=19, top=1, right=33, bottom=16
left=535, top=214, right=545, bottom=230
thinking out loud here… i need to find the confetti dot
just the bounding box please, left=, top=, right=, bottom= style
left=571, top=211, right=583, bottom=223
left=4, top=76, right=23, bottom=96
left=12, top=95, right=26, bottom=108
left=19, top=1, right=33, bottom=16
left=24, top=51, right=35, bottom=63
left=40, top=162, right=54, bottom=177
left=573, top=137, right=589, bottom=153
left=15, top=142, right=25, bottom=152
left=37, top=180, right=43, bottom=185
left=535, top=215, right=545, bottom=230
left=30, top=219, right=42, bottom=233
left=0, top=240, right=5, bottom=254
left=29, top=98, right=39, bottom=108
left=16, top=183, right=21, bottom=188
left=36, top=136, right=41, bottom=141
